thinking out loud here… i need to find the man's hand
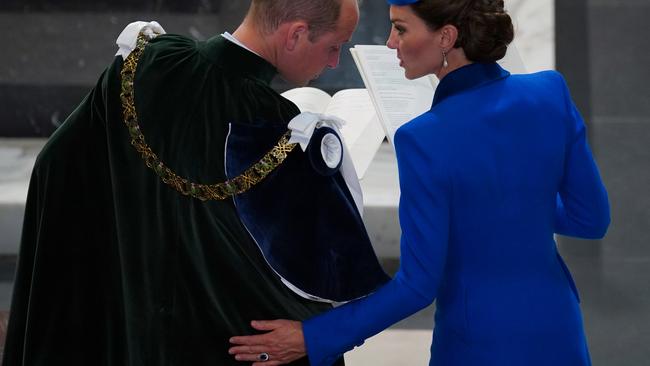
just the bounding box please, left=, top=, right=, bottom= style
left=229, top=319, right=306, bottom=365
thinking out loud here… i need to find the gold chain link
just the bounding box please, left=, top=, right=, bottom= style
left=119, top=33, right=297, bottom=201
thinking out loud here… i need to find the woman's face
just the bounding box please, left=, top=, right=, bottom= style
left=386, top=5, right=443, bottom=80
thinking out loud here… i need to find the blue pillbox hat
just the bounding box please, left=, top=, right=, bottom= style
left=386, top=0, right=420, bottom=5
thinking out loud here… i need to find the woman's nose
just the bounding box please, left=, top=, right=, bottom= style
left=386, top=29, right=397, bottom=49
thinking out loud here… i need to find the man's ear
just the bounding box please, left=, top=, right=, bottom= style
left=284, top=21, right=310, bottom=51
left=439, top=24, right=459, bottom=50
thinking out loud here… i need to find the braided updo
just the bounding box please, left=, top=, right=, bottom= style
left=411, top=0, right=514, bottom=62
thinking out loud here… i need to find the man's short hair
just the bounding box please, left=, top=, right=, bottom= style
left=251, top=0, right=344, bottom=41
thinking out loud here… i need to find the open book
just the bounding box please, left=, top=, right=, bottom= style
left=281, top=87, right=385, bottom=180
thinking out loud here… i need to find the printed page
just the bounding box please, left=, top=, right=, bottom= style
left=281, top=87, right=383, bottom=179
left=325, top=89, right=385, bottom=179
left=351, top=45, right=437, bottom=145
left=281, top=87, right=332, bottom=114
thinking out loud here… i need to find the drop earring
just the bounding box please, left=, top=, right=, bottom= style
left=442, top=50, right=449, bottom=68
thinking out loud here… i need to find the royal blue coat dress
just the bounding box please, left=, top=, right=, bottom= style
left=303, top=62, right=610, bottom=366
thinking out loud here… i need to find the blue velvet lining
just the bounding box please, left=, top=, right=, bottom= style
left=226, top=122, right=390, bottom=302
left=306, top=126, right=342, bottom=176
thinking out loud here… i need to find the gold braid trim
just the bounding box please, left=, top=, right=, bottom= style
left=119, top=33, right=297, bottom=201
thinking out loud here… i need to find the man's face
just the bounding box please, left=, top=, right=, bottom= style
left=279, top=0, right=359, bottom=86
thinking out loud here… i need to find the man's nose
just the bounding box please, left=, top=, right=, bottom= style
left=327, top=52, right=341, bottom=69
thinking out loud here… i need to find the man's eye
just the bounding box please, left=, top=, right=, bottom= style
left=394, top=25, right=405, bottom=35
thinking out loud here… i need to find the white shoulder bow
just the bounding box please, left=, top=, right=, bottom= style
left=115, top=21, right=166, bottom=60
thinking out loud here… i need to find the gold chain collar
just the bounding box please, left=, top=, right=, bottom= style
left=119, top=33, right=297, bottom=201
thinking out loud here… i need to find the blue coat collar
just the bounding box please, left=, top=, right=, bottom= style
left=432, top=62, right=510, bottom=108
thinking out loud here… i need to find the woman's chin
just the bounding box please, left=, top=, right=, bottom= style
left=402, top=68, right=414, bottom=80
left=404, top=69, right=428, bottom=80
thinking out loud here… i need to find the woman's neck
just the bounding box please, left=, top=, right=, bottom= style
left=436, top=47, right=472, bottom=81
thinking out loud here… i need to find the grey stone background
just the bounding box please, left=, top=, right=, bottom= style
left=0, top=1, right=649, bottom=364
left=556, top=1, right=650, bottom=364
left=0, top=1, right=389, bottom=137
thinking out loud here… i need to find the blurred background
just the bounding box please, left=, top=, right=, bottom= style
left=0, top=0, right=648, bottom=364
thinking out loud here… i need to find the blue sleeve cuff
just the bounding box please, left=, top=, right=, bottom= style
left=304, top=317, right=353, bottom=366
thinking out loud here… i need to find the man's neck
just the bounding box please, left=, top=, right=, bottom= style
left=232, top=21, right=279, bottom=69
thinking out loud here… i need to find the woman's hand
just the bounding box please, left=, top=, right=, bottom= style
left=229, top=319, right=306, bottom=365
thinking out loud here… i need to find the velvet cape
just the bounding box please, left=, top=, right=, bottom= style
left=3, top=34, right=388, bottom=366
left=226, top=121, right=388, bottom=302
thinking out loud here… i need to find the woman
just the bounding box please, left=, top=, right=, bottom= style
left=229, top=0, right=610, bottom=365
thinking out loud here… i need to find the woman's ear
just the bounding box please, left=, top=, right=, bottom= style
left=439, top=24, right=459, bottom=50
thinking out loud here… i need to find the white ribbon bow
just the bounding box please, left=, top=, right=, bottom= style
left=288, top=112, right=364, bottom=216
left=288, top=112, right=345, bottom=150
left=115, top=21, right=166, bottom=60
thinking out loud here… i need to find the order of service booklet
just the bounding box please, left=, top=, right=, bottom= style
left=350, top=45, right=439, bottom=146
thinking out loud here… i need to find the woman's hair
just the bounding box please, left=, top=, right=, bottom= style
left=250, top=0, right=343, bottom=41
left=411, top=0, right=514, bottom=62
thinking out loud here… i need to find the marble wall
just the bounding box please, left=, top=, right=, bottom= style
left=506, top=0, right=555, bottom=72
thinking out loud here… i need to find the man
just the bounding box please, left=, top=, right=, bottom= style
left=2, top=0, right=388, bottom=365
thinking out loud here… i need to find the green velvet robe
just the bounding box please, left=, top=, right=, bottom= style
left=3, top=34, right=344, bottom=365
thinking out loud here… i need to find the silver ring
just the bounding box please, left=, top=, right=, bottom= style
left=258, top=352, right=270, bottom=362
